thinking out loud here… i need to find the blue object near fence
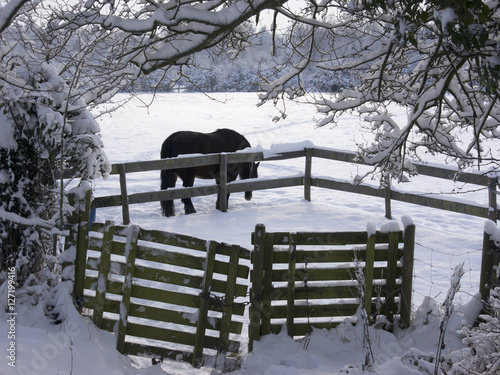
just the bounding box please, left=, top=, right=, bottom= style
left=89, top=207, right=96, bottom=230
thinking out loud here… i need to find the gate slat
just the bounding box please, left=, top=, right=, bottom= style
left=98, top=319, right=241, bottom=353
left=116, top=225, right=140, bottom=354
left=271, top=303, right=360, bottom=319
left=364, top=231, right=376, bottom=321
left=249, top=224, right=266, bottom=352
left=270, top=266, right=403, bottom=283
left=216, top=244, right=240, bottom=370
left=89, top=237, right=249, bottom=280
left=260, top=232, right=275, bottom=337
left=92, top=220, right=115, bottom=328
left=401, top=223, right=416, bottom=328
left=83, top=296, right=244, bottom=333
left=286, top=233, right=297, bottom=337
left=384, top=231, right=400, bottom=324
left=269, top=247, right=403, bottom=264
left=192, top=241, right=218, bottom=368
left=84, top=277, right=247, bottom=316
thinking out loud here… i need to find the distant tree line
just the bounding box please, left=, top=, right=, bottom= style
left=130, top=27, right=358, bottom=93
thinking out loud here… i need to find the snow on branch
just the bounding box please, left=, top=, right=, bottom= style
left=0, top=208, right=53, bottom=230
left=55, top=0, right=287, bottom=74
left=252, top=0, right=500, bottom=179
left=0, top=0, right=31, bottom=34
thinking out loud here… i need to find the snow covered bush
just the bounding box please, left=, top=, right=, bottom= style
left=0, top=52, right=110, bottom=285
left=451, top=285, right=500, bottom=374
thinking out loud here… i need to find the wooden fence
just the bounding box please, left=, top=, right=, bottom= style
left=92, top=147, right=497, bottom=225
left=60, top=147, right=500, bottom=367
left=64, top=188, right=251, bottom=370
left=62, top=183, right=498, bottom=369
left=248, top=221, right=416, bottom=352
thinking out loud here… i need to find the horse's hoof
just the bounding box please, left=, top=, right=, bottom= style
left=162, top=209, right=175, bottom=217
left=185, top=208, right=197, bottom=215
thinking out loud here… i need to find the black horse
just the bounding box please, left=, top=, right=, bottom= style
left=160, top=129, right=259, bottom=216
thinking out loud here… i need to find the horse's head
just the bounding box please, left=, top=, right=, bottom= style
left=243, top=162, right=259, bottom=201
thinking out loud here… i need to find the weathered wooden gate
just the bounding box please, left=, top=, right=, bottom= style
left=65, top=187, right=251, bottom=370
left=248, top=221, right=415, bottom=351
left=79, top=221, right=251, bottom=369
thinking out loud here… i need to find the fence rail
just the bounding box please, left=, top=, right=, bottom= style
left=93, top=146, right=497, bottom=225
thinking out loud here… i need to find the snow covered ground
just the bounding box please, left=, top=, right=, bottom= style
left=0, top=92, right=493, bottom=374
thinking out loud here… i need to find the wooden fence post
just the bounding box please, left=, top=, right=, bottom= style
left=482, top=178, right=499, bottom=302
left=488, top=176, right=498, bottom=223
left=480, top=227, right=500, bottom=302
left=219, top=153, right=228, bottom=213
left=401, top=223, right=415, bottom=328
left=193, top=240, right=218, bottom=368
left=364, top=232, right=376, bottom=321
left=73, top=185, right=92, bottom=309
left=304, top=148, right=312, bottom=202
left=116, top=225, right=140, bottom=354
left=385, top=179, right=392, bottom=220
left=249, top=224, right=266, bottom=352
left=286, top=233, right=297, bottom=337
left=119, top=164, right=131, bottom=225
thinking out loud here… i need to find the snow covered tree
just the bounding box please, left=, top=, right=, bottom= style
left=11, top=0, right=500, bottom=185
left=0, top=2, right=114, bottom=284
left=258, top=0, right=500, bottom=179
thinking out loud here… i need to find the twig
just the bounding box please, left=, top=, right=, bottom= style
left=434, top=262, right=465, bottom=375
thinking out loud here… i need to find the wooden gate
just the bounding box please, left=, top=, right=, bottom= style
left=248, top=221, right=415, bottom=351
left=72, top=216, right=250, bottom=369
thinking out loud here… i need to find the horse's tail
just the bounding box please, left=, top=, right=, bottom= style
left=161, top=169, right=175, bottom=190
left=161, top=136, right=178, bottom=186
left=160, top=136, right=177, bottom=216
left=161, top=134, right=176, bottom=159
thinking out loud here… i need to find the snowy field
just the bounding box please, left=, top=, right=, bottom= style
left=0, top=92, right=493, bottom=374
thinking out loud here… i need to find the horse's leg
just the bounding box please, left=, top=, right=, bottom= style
left=215, top=178, right=221, bottom=210
left=161, top=169, right=177, bottom=217
left=180, top=169, right=197, bottom=215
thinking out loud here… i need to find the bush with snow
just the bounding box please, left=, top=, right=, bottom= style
left=451, top=286, right=500, bottom=374
left=0, top=53, right=110, bottom=285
